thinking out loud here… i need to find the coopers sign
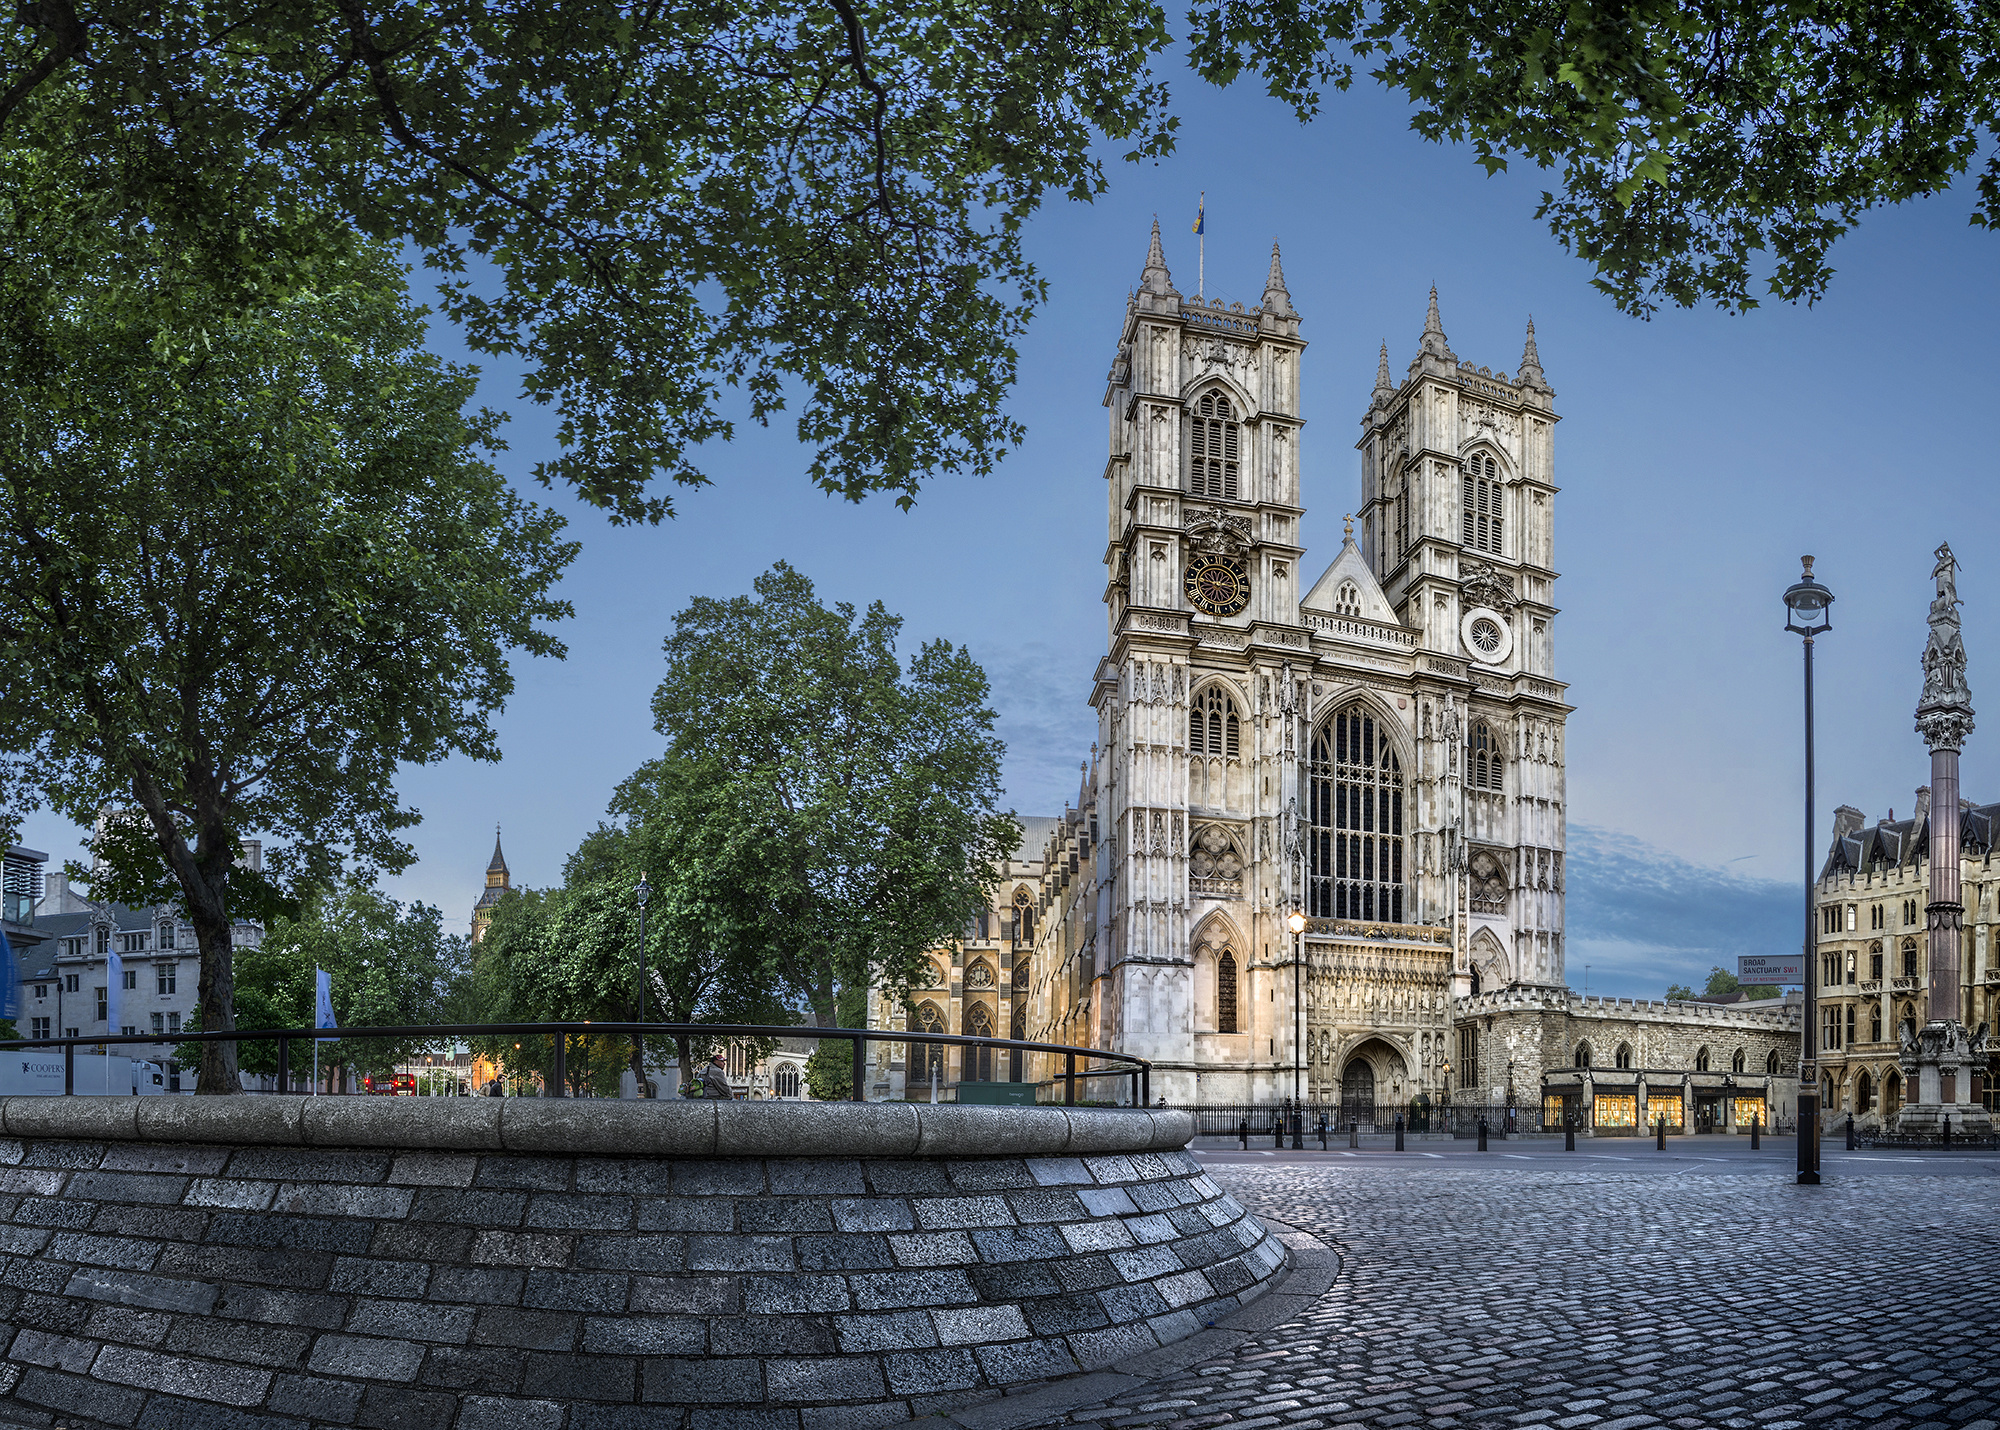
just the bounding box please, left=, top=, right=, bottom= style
left=1738, top=955, right=1804, bottom=986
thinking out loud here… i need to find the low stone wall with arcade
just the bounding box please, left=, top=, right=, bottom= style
left=0, top=1097, right=1284, bottom=1430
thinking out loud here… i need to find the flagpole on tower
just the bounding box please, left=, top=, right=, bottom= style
left=1194, top=192, right=1206, bottom=299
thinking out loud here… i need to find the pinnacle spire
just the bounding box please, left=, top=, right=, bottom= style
left=488, top=825, right=507, bottom=875
left=1261, top=240, right=1295, bottom=317
left=1139, top=217, right=1178, bottom=299
left=1418, top=284, right=1453, bottom=361
left=1372, top=341, right=1394, bottom=402
left=1517, top=315, right=1547, bottom=389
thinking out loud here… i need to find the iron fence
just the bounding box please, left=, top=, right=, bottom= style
left=0, top=1022, right=1151, bottom=1107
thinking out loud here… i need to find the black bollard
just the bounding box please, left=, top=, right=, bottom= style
left=1290, top=1110, right=1303, bottom=1151
left=1750, top=1114, right=1760, bottom=1149
left=1846, top=1114, right=1854, bottom=1151
left=1477, top=1117, right=1488, bottom=1152
left=1318, top=1116, right=1328, bottom=1151
left=1944, top=1114, right=1952, bottom=1149
left=1273, top=1116, right=1283, bottom=1149
left=1656, top=1116, right=1666, bottom=1150
left=1565, top=1116, right=1576, bottom=1152
left=1349, top=1119, right=1359, bottom=1149
left=1239, top=1117, right=1249, bottom=1151
left=1395, top=1114, right=1405, bottom=1152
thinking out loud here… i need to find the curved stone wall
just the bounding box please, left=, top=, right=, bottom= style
left=0, top=1099, right=1284, bottom=1430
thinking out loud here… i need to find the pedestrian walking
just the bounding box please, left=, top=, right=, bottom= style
left=700, top=1052, right=736, bottom=1100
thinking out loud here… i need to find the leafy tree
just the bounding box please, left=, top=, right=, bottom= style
left=468, top=818, right=790, bottom=1096
left=1188, top=0, right=2000, bottom=315
left=0, top=1, right=1973, bottom=487
left=630, top=562, right=1017, bottom=1031
left=188, top=884, right=470, bottom=1088
left=1666, top=982, right=1697, bottom=1001
left=0, top=187, right=576, bottom=1093
left=1705, top=965, right=1778, bottom=1000
left=0, top=2, right=1175, bottom=523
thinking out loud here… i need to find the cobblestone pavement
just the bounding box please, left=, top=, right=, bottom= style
left=1002, top=1155, right=2000, bottom=1430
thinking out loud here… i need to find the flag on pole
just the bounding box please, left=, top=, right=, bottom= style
left=1192, top=196, right=1205, bottom=236
left=315, top=969, right=337, bottom=1030
left=0, top=927, right=16, bottom=1021
left=106, top=950, right=123, bottom=1034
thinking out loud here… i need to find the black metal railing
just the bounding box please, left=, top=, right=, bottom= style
left=0, top=1022, right=1151, bottom=1107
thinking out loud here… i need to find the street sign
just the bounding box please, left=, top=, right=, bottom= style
left=1738, top=955, right=1803, bottom=985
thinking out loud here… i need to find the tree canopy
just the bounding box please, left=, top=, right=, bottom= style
left=3, top=3, right=1971, bottom=526
left=467, top=817, right=790, bottom=1096
left=1667, top=966, right=1780, bottom=1000
left=217, top=884, right=470, bottom=1086
left=626, top=561, right=1017, bottom=1030
left=1189, top=0, right=2000, bottom=315
left=0, top=2, right=1173, bottom=523
left=0, top=183, right=576, bottom=1091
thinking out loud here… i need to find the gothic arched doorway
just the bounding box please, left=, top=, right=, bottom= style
left=1339, top=1059, right=1375, bottom=1127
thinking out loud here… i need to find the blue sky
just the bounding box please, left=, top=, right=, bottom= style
left=19, top=64, right=2000, bottom=1000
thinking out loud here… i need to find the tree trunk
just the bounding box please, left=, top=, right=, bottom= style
left=129, top=774, right=242, bottom=1093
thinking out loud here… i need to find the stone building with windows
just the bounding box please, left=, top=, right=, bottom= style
left=20, top=857, right=263, bottom=1086
left=866, top=227, right=1800, bottom=1125
left=1455, top=986, right=1800, bottom=1133
left=866, top=817, right=1058, bottom=1099
left=1003, top=225, right=1575, bottom=1112
left=1814, top=792, right=2000, bottom=1129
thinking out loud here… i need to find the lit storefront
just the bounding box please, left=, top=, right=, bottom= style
left=1593, top=1093, right=1637, bottom=1130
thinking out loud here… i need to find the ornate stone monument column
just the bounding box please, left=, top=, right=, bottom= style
left=1900, top=542, right=1993, bottom=1135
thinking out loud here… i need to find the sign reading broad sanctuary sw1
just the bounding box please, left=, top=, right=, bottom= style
left=1738, top=955, right=1804, bottom=985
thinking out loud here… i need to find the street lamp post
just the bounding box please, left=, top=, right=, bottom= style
left=1288, top=910, right=1306, bottom=1149
left=635, top=872, right=652, bottom=1097
left=1784, top=556, right=1833, bottom=1186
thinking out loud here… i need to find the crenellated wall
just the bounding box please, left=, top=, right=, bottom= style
left=0, top=1099, right=1283, bottom=1430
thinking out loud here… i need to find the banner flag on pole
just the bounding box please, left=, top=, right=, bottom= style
left=315, top=969, right=337, bottom=1030
left=106, top=950, right=123, bottom=1034
left=1192, top=196, right=1205, bottom=236
left=0, top=927, right=16, bottom=1021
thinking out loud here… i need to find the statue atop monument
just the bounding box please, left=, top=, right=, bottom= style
left=1917, top=541, right=1974, bottom=750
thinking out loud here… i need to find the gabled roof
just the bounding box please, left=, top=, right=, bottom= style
left=1823, top=799, right=2000, bottom=879
left=1301, top=532, right=1399, bottom=625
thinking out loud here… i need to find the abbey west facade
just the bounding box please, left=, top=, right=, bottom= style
left=1017, top=226, right=1572, bottom=1111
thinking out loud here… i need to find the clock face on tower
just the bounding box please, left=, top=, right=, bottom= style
left=1184, top=554, right=1251, bottom=616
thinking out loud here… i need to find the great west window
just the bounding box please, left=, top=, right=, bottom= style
left=1307, top=704, right=1405, bottom=922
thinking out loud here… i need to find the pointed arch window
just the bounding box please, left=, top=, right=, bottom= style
left=1307, top=703, right=1406, bottom=922
left=1470, top=721, right=1503, bottom=791
left=911, top=1002, right=947, bottom=1088
left=1336, top=582, right=1361, bottom=618
left=1614, top=1043, right=1632, bottom=1070
left=1695, top=1046, right=1710, bottom=1072
left=963, top=1001, right=995, bottom=1082
left=1574, top=1041, right=1592, bottom=1069
left=1190, top=685, right=1242, bottom=758
left=1462, top=454, right=1503, bottom=555
left=1217, top=950, right=1239, bottom=1033
left=1731, top=1048, right=1746, bottom=1074
left=1189, top=391, right=1240, bottom=501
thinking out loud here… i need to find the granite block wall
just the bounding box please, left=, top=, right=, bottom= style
left=0, top=1113, right=1282, bottom=1430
